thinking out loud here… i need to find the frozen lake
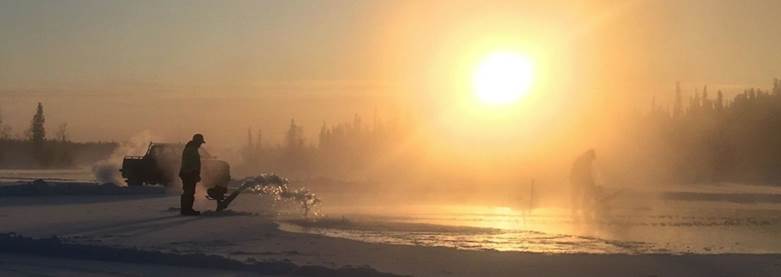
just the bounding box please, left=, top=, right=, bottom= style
left=281, top=188, right=781, bottom=254
left=3, top=169, right=781, bottom=254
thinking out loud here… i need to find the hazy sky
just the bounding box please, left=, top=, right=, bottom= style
left=1, top=0, right=780, bottom=145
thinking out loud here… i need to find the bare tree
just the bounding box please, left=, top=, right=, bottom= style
left=0, top=107, right=11, bottom=140
left=55, top=123, right=69, bottom=142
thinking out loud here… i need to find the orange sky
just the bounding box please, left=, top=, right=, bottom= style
left=1, top=0, right=780, bottom=147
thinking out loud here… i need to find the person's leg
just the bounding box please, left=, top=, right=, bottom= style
left=180, top=177, right=198, bottom=215
left=583, top=184, right=598, bottom=220
left=571, top=184, right=581, bottom=218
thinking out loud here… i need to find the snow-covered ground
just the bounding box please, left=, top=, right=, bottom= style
left=0, top=169, right=95, bottom=183
left=2, top=174, right=781, bottom=276
left=0, top=254, right=275, bottom=277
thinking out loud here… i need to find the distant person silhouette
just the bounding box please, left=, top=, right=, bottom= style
left=570, top=149, right=596, bottom=218
left=179, top=133, right=205, bottom=216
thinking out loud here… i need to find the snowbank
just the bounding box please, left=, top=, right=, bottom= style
left=0, top=179, right=165, bottom=196
left=0, top=233, right=403, bottom=277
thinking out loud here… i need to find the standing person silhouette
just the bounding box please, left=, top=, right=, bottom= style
left=570, top=149, right=596, bottom=218
left=179, top=133, right=205, bottom=216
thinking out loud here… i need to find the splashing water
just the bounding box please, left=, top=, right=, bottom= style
left=238, top=174, right=322, bottom=217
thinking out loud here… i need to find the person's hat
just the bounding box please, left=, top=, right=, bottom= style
left=192, top=133, right=206, bottom=144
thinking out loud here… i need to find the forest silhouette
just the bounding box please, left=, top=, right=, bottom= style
left=632, top=79, right=781, bottom=184
left=3, top=80, right=781, bottom=186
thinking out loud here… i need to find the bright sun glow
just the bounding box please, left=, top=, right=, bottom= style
left=472, top=52, right=534, bottom=105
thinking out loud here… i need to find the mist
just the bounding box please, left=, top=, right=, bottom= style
left=3, top=1, right=781, bottom=275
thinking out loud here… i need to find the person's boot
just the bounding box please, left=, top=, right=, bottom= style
left=180, top=195, right=200, bottom=216
left=181, top=209, right=201, bottom=216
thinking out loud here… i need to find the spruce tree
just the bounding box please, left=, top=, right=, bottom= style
left=29, top=102, right=46, bottom=145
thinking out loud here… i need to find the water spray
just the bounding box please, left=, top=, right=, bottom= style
left=206, top=173, right=322, bottom=216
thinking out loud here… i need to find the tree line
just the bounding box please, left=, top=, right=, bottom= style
left=628, top=79, right=781, bottom=184
left=239, top=79, right=781, bottom=186
left=0, top=103, right=116, bottom=168
left=236, top=114, right=410, bottom=181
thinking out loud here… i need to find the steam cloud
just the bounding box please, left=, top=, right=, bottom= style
left=92, top=131, right=158, bottom=186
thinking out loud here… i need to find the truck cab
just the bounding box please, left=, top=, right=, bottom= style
left=120, top=143, right=231, bottom=188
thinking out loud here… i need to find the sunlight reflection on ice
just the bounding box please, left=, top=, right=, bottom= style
left=279, top=203, right=781, bottom=254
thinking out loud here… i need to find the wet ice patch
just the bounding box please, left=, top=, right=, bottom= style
left=280, top=219, right=657, bottom=253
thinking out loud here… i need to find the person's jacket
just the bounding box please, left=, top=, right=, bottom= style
left=179, top=141, right=201, bottom=179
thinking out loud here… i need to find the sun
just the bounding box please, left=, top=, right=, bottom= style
left=472, top=52, right=534, bottom=105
